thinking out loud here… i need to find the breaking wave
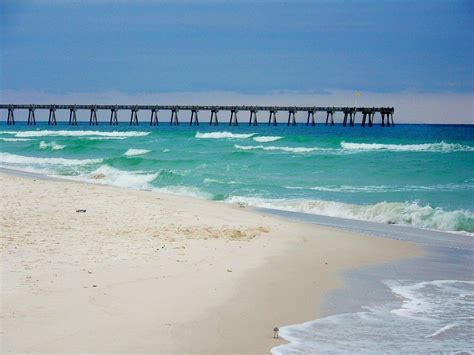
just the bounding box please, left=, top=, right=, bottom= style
left=4, top=130, right=150, bottom=138
left=341, top=141, right=474, bottom=152
left=253, top=136, right=283, bottom=143
left=195, top=131, right=256, bottom=139
left=272, top=280, right=474, bottom=354
left=123, top=148, right=151, bottom=157
left=39, top=141, right=65, bottom=151
left=0, top=152, right=102, bottom=166
left=285, top=183, right=474, bottom=193
left=83, top=165, right=158, bottom=189
left=225, top=196, right=474, bottom=234
left=234, top=144, right=327, bottom=153
left=0, top=137, right=32, bottom=142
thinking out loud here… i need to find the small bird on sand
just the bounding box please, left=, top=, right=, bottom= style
left=273, top=327, right=279, bottom=339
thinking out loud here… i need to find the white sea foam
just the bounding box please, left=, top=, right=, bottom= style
left=10, top=130, right=150, bottom=138
left=0, top=152, right=102, bottom=166
left=123, top=148, right=151, bottom=157
left=39, top=141, right=66, bottom=151
left=285, top=183, right=474, bottom=193
left=82, top=165, right=158, bottom=189
left=0, top=137, right=32, bottom=142
left=341, top=141, right=474, bottom=152
left=253, top=136, right=283, bottom=143
left=272, top=280, right=474, bottom=354
left=196, top=131, right=256, bottom=139
left=234, top=144, right=325, bottom=153
left=203, top=177, right=239, bottom=185
left=85, top=137, right=128, bottom=140
left=225, top=196, right=474, bottom=234
left=153, top=185, right=213, bottom=199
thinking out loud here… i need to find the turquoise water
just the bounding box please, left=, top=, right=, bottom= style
left=1, top=122, right=473, bottom=234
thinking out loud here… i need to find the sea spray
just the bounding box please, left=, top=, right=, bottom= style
left=341, top=141, right=474, bottom=152
left=39, top=141, right=66, bottom=150
left=253, top=136, right=283, bottom=143
left=196, top=131, right=256, bottom=139
left=225, top=196, right=474, bottom=234
left=124, top=148, right=151, bottom=156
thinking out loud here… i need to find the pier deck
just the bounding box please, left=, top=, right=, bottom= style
left=0, top=104, right=395, bottom=127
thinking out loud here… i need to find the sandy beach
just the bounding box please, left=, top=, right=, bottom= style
left=0, top=171, right=419, bottom=353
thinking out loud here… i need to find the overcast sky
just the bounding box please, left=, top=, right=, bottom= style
left=1, top=0, right=473, bottom=123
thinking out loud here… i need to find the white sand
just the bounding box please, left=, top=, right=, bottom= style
left=0, top=172, right=420, bottom=353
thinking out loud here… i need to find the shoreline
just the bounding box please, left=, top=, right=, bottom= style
left=0, top=169, right=420, bottom=353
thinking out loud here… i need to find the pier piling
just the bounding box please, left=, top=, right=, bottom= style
left=287, top=109, right=297, bottom=126
left=109, top=106, right=119, bottom=125
left=189, top=109, right=199, bottom=126
left=170, top=108, right=179, bottom=125
left=249, top=109, right=258, bottom=126
left=48, top=105, right=57, bottom=126
left=268, top=109, right=277, bottom=126
left=130, top=106, right=139, bottom=126
left=27, top=106, right=36, bottom=125
left=150, top=107, right=159, bottom=126
left=89, top=106, right=98, bottom=125
left=1, top=104, right=395, bottom=127
left=69, top=106, right=78, bottom=125
left=209, top=109, right=219, bottom=126
left=229, top=109, right=238, bottom=126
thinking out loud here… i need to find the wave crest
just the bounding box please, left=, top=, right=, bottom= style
left=341, top=141, right=474, bottom=152
left=0, top=152, right=102, bottom=166
left=7, top=130, right=150, bottom=138
left=225, top=196, right=474, bottom=234
left=123, top=148, right=151, bottom=157
left=39, top=141, right=65, bottom=151
left=253, top=136, right=283, bottom=143
left=234, top=144, right=324, bottom=153
left=196, top=131, right=256, bottom=139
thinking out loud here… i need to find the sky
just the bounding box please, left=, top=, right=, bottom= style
left=1, top=0, right=473, bottom=123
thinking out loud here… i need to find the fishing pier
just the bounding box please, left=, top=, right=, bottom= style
left=1, top=104, right=395, bottom=127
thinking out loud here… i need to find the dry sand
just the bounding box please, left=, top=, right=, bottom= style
left=0, top=172, right=420, bottom=353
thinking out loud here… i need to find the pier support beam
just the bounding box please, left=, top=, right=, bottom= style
left=150, top=107, right=159, bottom=126
left=268, top=110, right=277, bottom=125
left=249, top=110, right=258, bottom=126
left=48, top=106, right=57, bottom=126
left=69, top=106, right=77, bottom=125
left=130, top=106, right=139, bottom=126
left=381, top=113, right=386, bottom=127
left=27, top=107, right=36, bottom=125
left=343, top=111, right=349, bottom=127
left=110, top=106, right=119, bottom=125
left=287, top=110, right=297, bottom=126
left=189, top=109, right=199, bottom=126
left=170, top=108, right=179, bottom=125
left=390, top=112, right=395, bottom=127
left=89, top=106, right=98, bottom=125
left=7, top=106, right=15, bottom=125
left=350, top=110, right=355, bottom=127
left=209, top=110, right=219, bottom=126
left=229, top=109, right=238, bottom=126
left=325, top=111, right=334, bottom=126
left=306, top=110, right=316, bottom=126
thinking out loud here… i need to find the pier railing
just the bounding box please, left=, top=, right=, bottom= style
left=0, top=104, right=395, bottom=127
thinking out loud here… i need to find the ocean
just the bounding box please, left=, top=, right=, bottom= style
left=1, top=121, right=473, bottom=353
left=1, top=122, right=473, bottom=235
